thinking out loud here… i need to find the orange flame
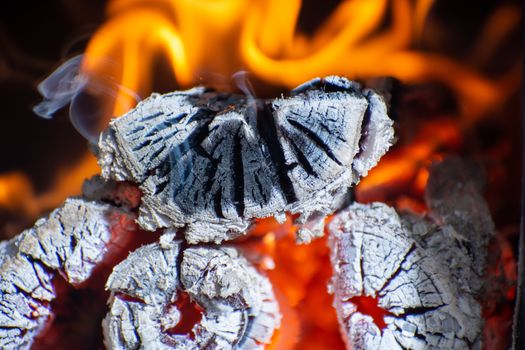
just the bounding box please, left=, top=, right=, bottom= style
left=357, top=118, right=461, bottom=203
left=82, top=0, right=520, bottom=119
left=0, top=154, right=99, bottom=231
left=0, top=172, right=39, bottom=217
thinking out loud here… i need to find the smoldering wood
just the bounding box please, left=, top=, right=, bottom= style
left=329, top=203, right=484, bottom=349
left=0, top=239, right=54, bottom=350
left=98, top=76, right=394, bottom=244
left=423, top=157, right=494, bottom=294
left=0, top=198, right=121, bottom=349
left=104, top=237, right=281, bottom=349
left=328, top=159, right=494, bottom=350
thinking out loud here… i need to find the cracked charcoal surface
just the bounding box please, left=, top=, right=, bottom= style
left=0, top=198, right=119, bottom=349
left=103, top=238, right=280, bottom=350
left=98, top=76, right=394, bottom=244
left=328, top=159, right=493, bottom=350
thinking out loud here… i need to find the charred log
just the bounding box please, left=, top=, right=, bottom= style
left=98, top=76, right=394, bottom=244
left=103, top=236, right=280, bottom=349
left=328, top=158, right=494, bottom=349
left=0, top=198, right=128, bottom=349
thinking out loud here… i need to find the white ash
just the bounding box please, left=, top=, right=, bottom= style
left=329, top=158, right=494, bottom=349
left=0, top=239, right=54, bottom=350
left=329, top=203, right=485, bottom=350
left=328, top=159, right=494, bottom=350
left=104, top=239, right=280, bottom=350
left=0, top=198, right=120, bottom=349
left=98, top=76, right=394, bottom=244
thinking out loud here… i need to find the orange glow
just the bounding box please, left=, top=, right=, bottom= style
left=265, top=287, right=300, bottom=350
left=265, top=231, right=344, bottom=349
left=357, top=119, right=460, bottom=202
left=470, top=4, right=522, bottom=67
left=349, top=295, right=393, bottom=330
left=0, top=153, right=99, bottom=222
left=0, top=172, right=39, bottom=217
left=37, top=153, right=100, bottom=209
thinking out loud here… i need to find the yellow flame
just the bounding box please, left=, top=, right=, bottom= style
left=80, top=0, right=520, bottom=120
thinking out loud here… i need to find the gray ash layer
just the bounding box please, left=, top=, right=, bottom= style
left=328, top=158, right=494, bottom=350
left=98, top=76, right=394, bottom=244
left=103, top=236, right=280, bottom=350
left=0, top=198, right=119, bottom=349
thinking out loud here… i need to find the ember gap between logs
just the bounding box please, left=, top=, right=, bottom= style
left=0, top=1, right=522, bottom=350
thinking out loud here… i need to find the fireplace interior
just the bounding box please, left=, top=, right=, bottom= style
left=0, top=1, right=522, bottom=349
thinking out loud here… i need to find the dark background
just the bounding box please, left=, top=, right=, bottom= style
left=0, top=0, right=106, bottom=192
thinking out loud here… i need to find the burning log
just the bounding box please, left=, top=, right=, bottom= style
left=0, top=198, right=130, bottom=349
left=98, top=76, right=394, bottom=244
left=328, top=158, right=494, bottom=349
left=103, top=237, right=280, bottom=349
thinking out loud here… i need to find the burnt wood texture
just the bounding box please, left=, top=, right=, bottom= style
left=328, top=158, right=494, bottom=350
left=98, top=76, right=394, bottom=244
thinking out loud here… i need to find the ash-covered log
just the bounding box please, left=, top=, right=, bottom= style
left=0, top=198, right=132, bottom=349
left=328, top=158, right=494, bottom=349
left=104, top=235, right=280, bottom=349
left=98, top=76, right=394, bottom=244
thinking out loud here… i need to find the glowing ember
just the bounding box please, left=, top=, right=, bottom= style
left=348, top=296, right=392, bottom=331
left=164, top=292, right=203, bottom=338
